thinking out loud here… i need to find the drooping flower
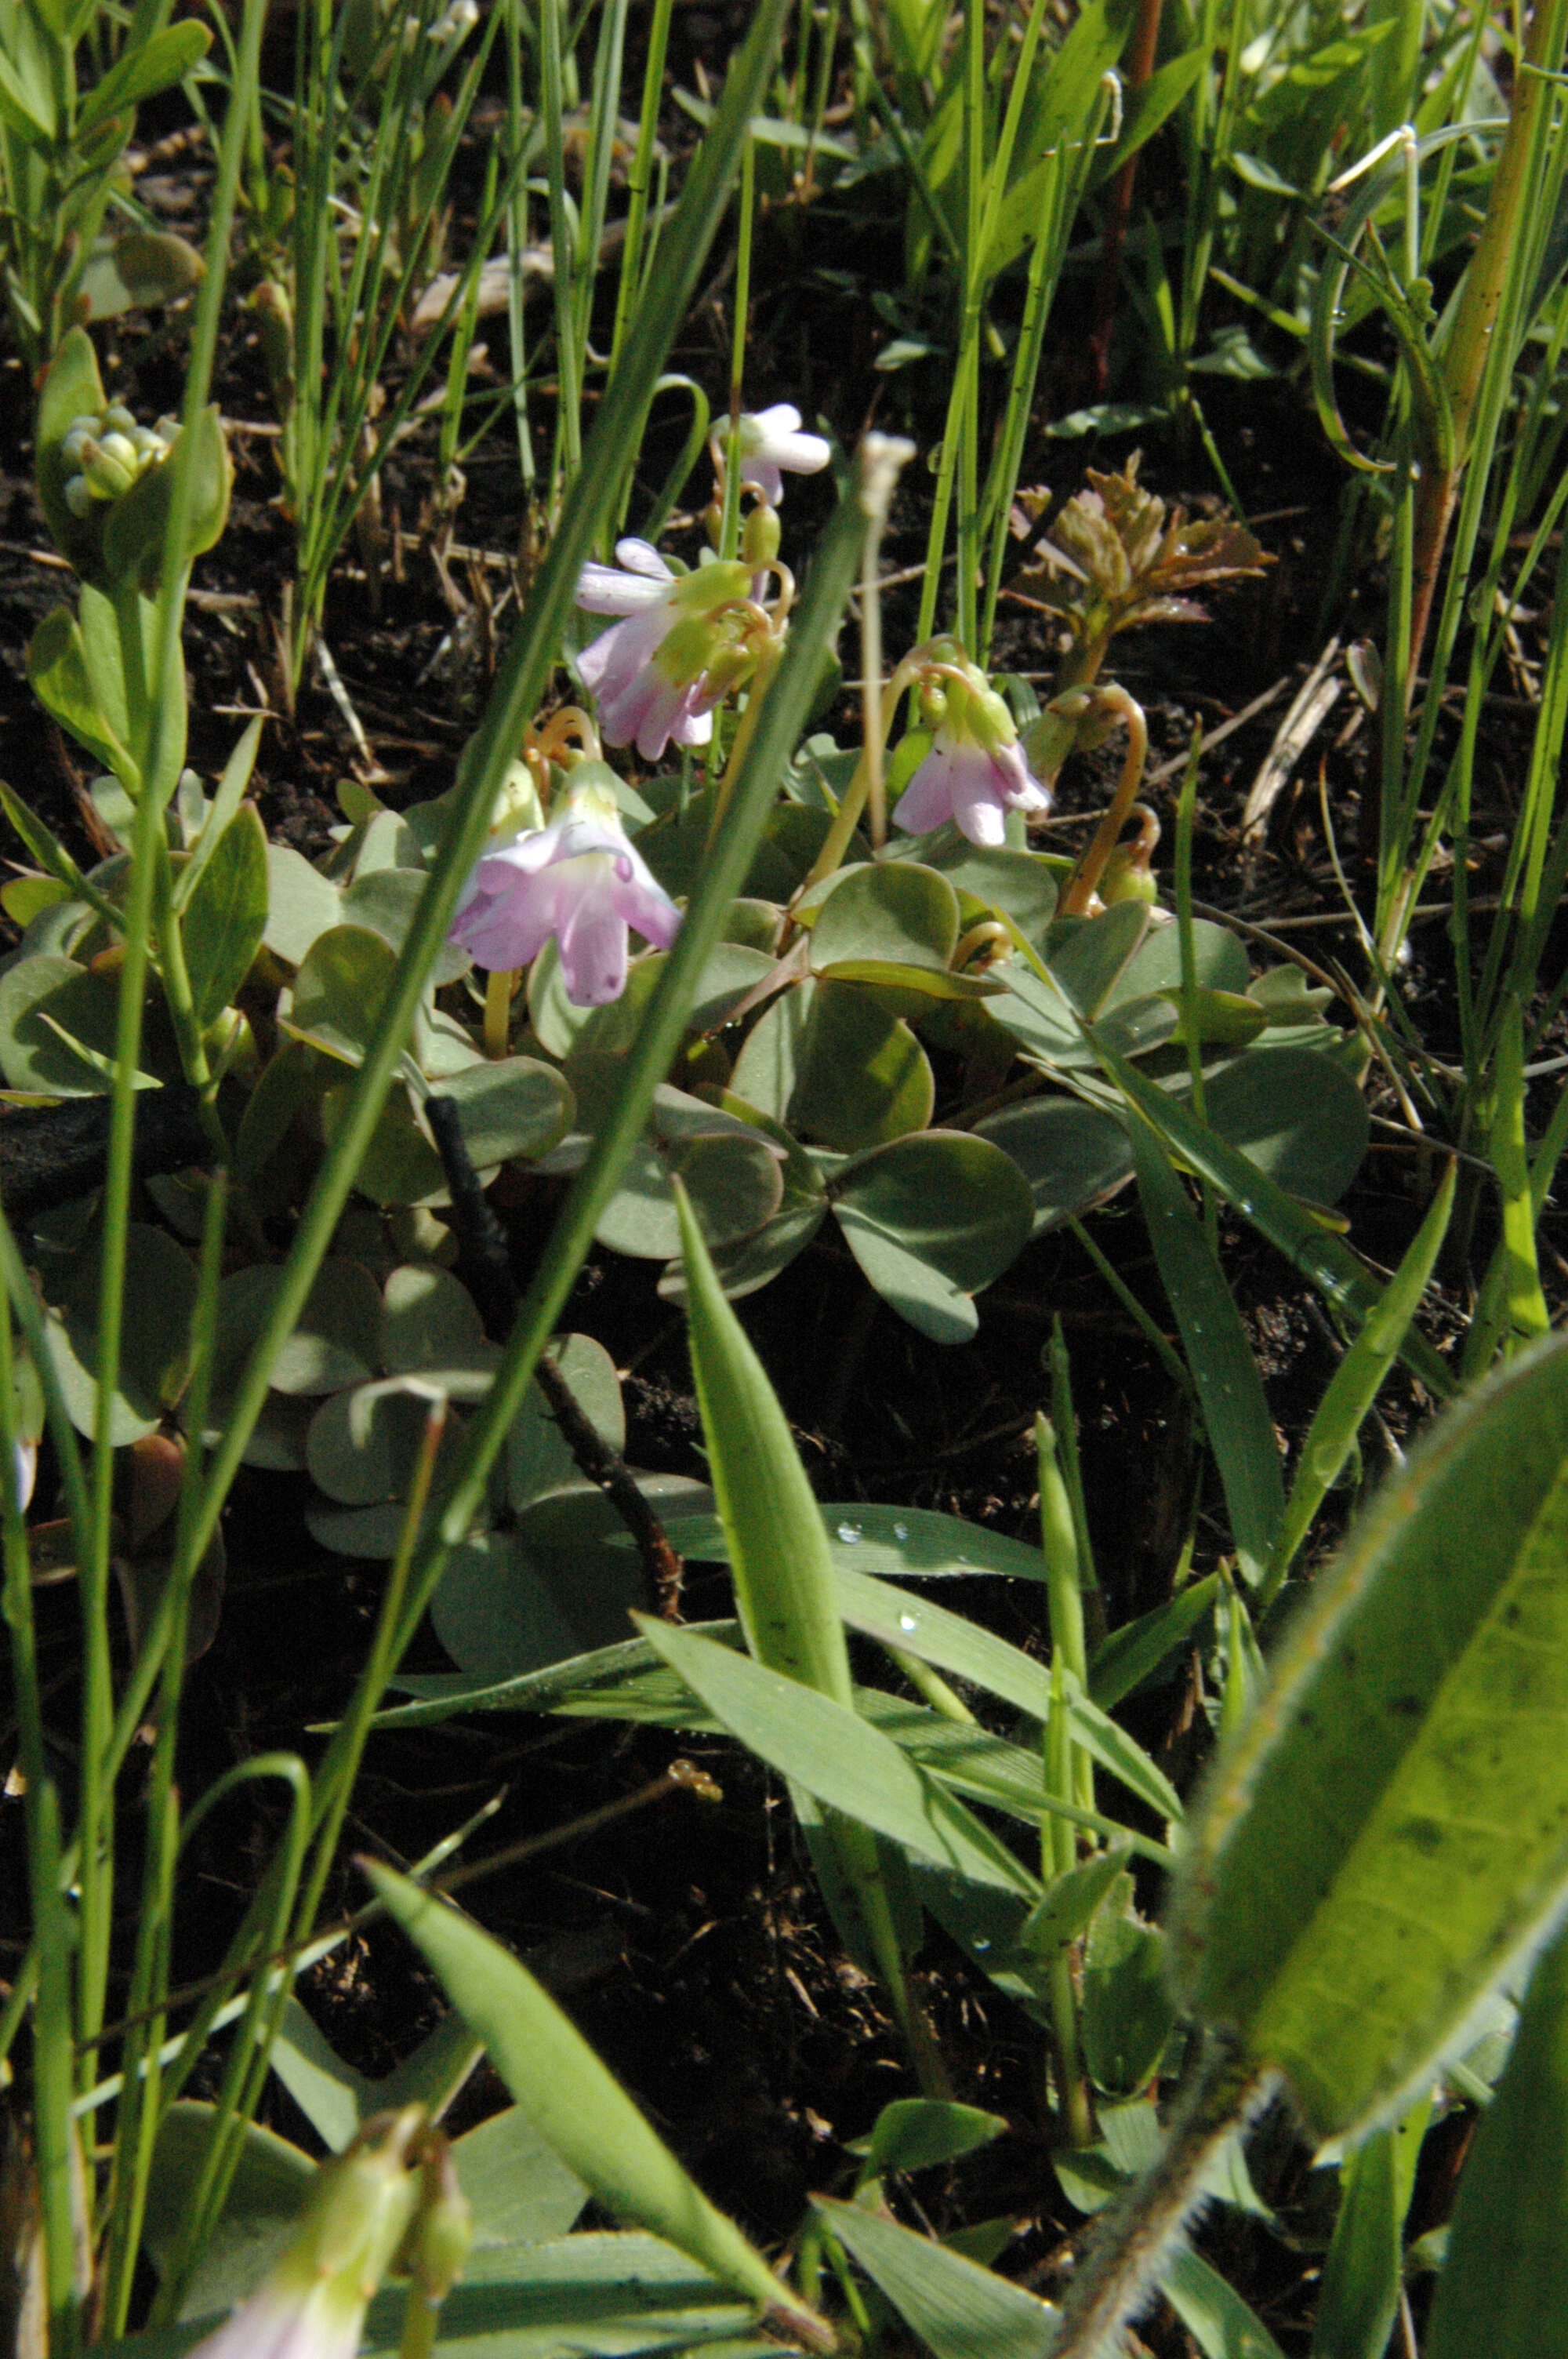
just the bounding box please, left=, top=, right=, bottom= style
left=735, top=405, right=831, bottom=504
left=894, top=656, right=1051, bottom=849
left=448, top=773, right=681, bottom=1006
left=187, top=2110, right=427, bottom=2359
left=575, top=540, right=752, bottom=762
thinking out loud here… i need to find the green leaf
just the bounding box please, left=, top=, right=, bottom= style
left=636, top=1619, right=1038, bottom=1899
left=76, top=231, right=205, bottom=324
left=677, top=1183, right=852, bottom=1700
left=1090, top=1575, right=1221, bottom=1710
left=1131, top=1125, right=1283, bottom=1586
left=143, top=2103, right=315, bottom=2317
left=835, top=1565, right=1183, bottom=1822
left=1309, top=2108, right=1428, bottom=2359
left=1171, top=1333, right=1568, bottom=2140
left=506, top=1335, right=623, bottom=1507
left=652, top=1502, right=1049, bottom=1583
left=285, top=925, right=399, bottom=1064
left=363, top=1860, right=828, bottom=2340
left=847, top=2099, right=1009, bottom=2175
left=1269, top=1162, right=1454, bottom=1598
left=832, top=1131, right=1035, bottom=1345
left=1425, top=1921, right=1568, bottom=2359
left=1080, top=1874, right=1173, bottom=2096
left=815, top=2197, right=1058, bottom=2359
left=103, top=404, right=231, bottom=590
left=448, top=2103, right=590, bottom=2248
left=1100, top=1041, right=1452, bottom=1398
left=77, top=20, right=211, bottom=133
left=1160, top=2247, right=1287, bottom=2359
left=181, top=802, right=268, bottom=1026
left=808, top=861, right=960, bottom=972
left=263, top=845, right=342, bottom=965
left=975, top=1098, right=1133, bottom=1232
left=0, top=954, right=133, bottom=1095
left=27, top=607, right=133, bottom=780
left=777, top=976, right=935, bottom=1151
left=1200, top=1046, right=1370, bottom=1208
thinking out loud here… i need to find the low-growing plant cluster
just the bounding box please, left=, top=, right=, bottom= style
left=4, top=4, right=1568, bottom=2359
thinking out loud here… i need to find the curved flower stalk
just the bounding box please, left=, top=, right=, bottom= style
left=449, top=771, right=681, bottom=1007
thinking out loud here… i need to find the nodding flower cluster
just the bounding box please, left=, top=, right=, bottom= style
left=895, top=643, right=1050, bottom=849
left=447, top=405, right=1049, bottom=1011
left=58, top=402, right=172, bottom=518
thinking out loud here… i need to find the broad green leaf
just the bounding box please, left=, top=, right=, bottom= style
left=341, top=866, right=474, bottom=988
left=27, top=607, right=133, bottom=779
left=77, top=20, right=211, bottom=133
left=103, top=405, right=231, bottom=591
left=76, top=231, right=205, bottom=324
left=677, top=1184, right=851, bottom=1700
left=1425, top=1920, right=1568, bottom=2359
left=1131, top=1124, right=1284, bottom=1586
left=381, top=1264, right=492, bottom=1376
left=975, top=1098, right=1133, bottom=1231
left=788, top=977, right=935, bottom=1150
left=364, top=1861, right=828, bottom=2340
left=0, top=953, right=136, bottom=1095
left=1048, top=902, right=1150, bottom=1016
left=1080, top=1874, right=1172, bottom=2096
left=318, top=1084, right=445, bottom=1205
left=637, top=1619, right=1039, bottom=1899
left=1199, top=1046, right=1370, bottom=1208
left=216, top=1259, right=383, bottom=1398
left=143, top=2103, right=316, bottom=2317
left=506, top=1335, right=623, bottom=1508
left=808, top=861, right=960, bottom=972
left=1171, top=1332, right=1568, bottom=2139
left=925, top=844, right=1062, bottom=942
left=832, top=1131, right=1035, bottom=1346
left=815, top=2196, right=1057, bottom=2359
left=181, top=802, right=268, bottom=1025
left=848, top=2099, right=1009, bottom=2176
left=448, top=2103, right=589, bottom=2248
left=263, top=845, right=342, bottom=965
left=432, top=1056, right=572, bottom=1169
left=285, top=924, right=398, bottom=1065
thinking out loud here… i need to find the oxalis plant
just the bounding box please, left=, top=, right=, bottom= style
left=7, top=7, right=1568, bottom=2359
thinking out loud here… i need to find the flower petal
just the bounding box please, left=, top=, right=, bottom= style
left=557, top=887, right=630, bottom=1005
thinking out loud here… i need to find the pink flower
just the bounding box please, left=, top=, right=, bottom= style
left=575, top=540, right=750, bottom=762
left=187, top=2110, right=426, bottom=2359
left=894, top=659, right=1051, bottom=849
left=735, top=405, right=831, bottom=503
left=449, top=780, right=681, bottom=1006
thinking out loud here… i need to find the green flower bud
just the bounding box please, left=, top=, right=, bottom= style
left=740, top=502, right=781, bottom=569
left=96, top=431, right=139, bottom=473
left=1100, top=844, right=1160, bottom=905
left=102, top=403, right=137, bottom=436
left=80, top=438, right=136, bottom=498
left=64, top=475, right=93, bottom=519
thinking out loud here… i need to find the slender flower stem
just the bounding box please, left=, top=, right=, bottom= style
left=1062, top=686, right=1149, bottom=914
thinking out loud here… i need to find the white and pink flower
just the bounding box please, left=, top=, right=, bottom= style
left=735, top=405, right=830, bottom=504
left=895, top=659, right=1051, bottom=849
left=575, top=540, right=753, bottom=763
left=449, top=778, right=681, bottom=1007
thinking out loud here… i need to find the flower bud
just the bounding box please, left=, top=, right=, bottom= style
left=96, top=431, right=140, bottom=473
left=657, top=612, right=724, bottom=686
left=102, top=403, right=137, bottom=436
left=405, top=2139, right=473, bottom=2303
left=79, top=438, right=136, bottom=499
left=1099, top=844, right=1161, bottom=905
left=64, top=475, right=93, bottom=518
left=740, top=501, right=781, bottom=570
